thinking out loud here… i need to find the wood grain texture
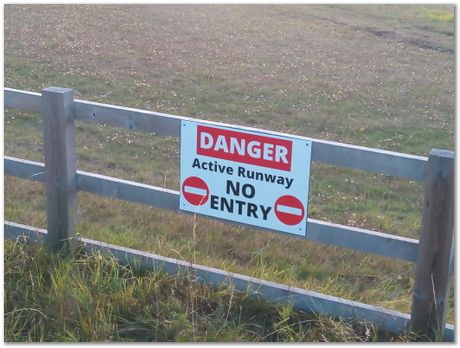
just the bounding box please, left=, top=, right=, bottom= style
left=411, top=149, right=454, bottom=339
left=42, top=87, right=78, bottom=249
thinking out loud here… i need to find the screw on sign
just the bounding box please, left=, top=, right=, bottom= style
left=274, top=195, right=305, bottom=226
left=182, top=176, right=209, bottom=206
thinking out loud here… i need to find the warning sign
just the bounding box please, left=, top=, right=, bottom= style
left=179, top=121, right=312, bottom=236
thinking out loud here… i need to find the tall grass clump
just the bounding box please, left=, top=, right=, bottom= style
left=4, top=239, right=424, bottom=342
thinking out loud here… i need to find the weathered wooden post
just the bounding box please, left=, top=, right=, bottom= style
left=42, top=87, right=78, bottom=250
left=411, top=149, right=454, bottom=340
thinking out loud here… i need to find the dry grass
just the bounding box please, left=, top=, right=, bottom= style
left=4, top=4, right=455, bottom=341
left=5, top=239, right=426, bottom=342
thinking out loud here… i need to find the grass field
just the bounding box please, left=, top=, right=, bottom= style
left=4, top=4, right=455, bottom=342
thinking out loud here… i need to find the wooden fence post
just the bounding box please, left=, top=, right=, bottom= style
left=411, top=149, right=454, bottom=340
left=42, top=87, right=78, bottom=250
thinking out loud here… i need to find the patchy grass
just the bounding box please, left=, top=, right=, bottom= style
left=5, top=239, right=427, bottom=342
left=4, top=4, right=454, bottom=341
left=419, top=7, right=455, bottom=23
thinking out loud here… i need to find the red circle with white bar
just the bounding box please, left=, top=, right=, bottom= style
left=182, top=176, right=209, bottom=206
left=274, top=195, right=305, bottom=225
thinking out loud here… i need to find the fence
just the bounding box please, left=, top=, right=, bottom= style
left=4, top=86, right=455, bottom=341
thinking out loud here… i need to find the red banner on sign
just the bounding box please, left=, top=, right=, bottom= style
left=196, top=125, right=292, bottom=171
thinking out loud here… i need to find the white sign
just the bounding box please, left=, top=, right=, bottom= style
left=179, top=120, right=312, bottom=236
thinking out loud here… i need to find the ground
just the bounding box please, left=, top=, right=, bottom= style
left=4, top=4, right=455, bottom=342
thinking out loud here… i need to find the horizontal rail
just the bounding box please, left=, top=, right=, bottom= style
left=5, top=156, right=419, bottom=262
left=4, top=87, right=428, bottom=181
left=4, top=88, right=42, bottom=113
left=3, top=221, right=453, bottom=341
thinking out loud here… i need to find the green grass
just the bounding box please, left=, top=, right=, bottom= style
left=4, top=4, right=454, bottom=342
left=5, top=239, right=427, bottom=342
left=419, top=8, right=454, bottom=23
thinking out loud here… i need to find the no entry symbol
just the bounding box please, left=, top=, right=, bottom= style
left=274, top=195, right=305, bottom=226
left=182, top=176, right=209, bottom=206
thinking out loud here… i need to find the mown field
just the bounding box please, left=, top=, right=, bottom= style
left=4, top=4, right=455, bottom=342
